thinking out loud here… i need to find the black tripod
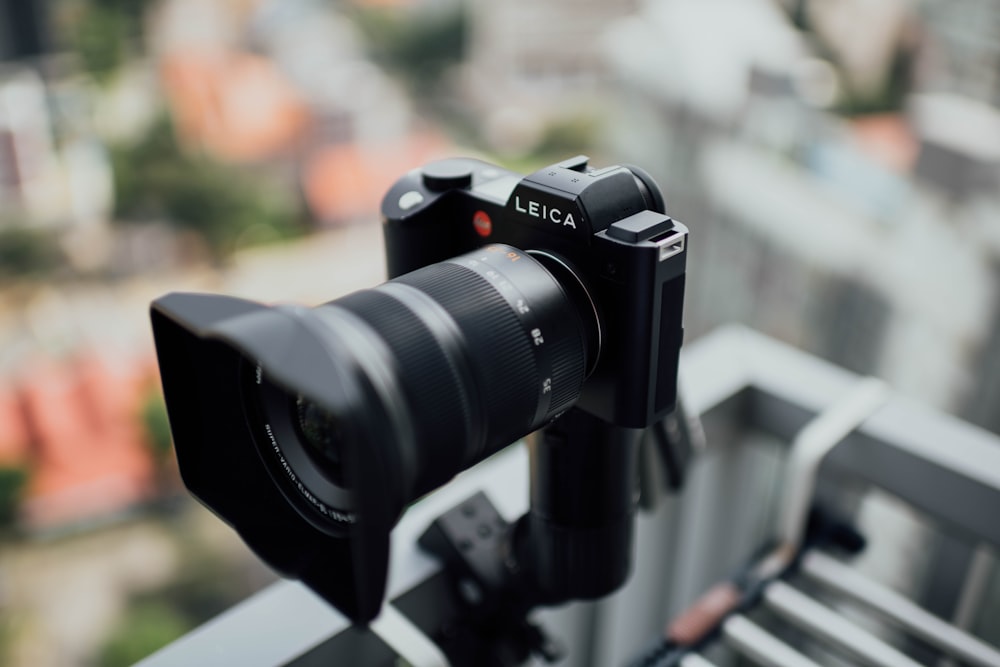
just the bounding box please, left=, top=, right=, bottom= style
left=419, top=405, right=698, bottom=666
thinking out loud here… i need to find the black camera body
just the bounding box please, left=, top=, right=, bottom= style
left=149, top=156, right=688, bottom=629
left=382, top=156, right=687, bottom=428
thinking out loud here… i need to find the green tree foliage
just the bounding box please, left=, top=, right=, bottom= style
left=0, top=466, right=28, bottom=529
left=75, top=5, right=128, bottom=84
left=0, top=226, right=62, bottom=280
left=350, top=3, right=467, bottom=95
left=836, top=45, right=916, bottom=116
left=96, top=541, right=266, bottom=665
left=532, top=115, right=600, bottom=162
left=71, top=0, right=157, bottom=84
left=138, top=550, right=258, bottom=623
left=779, top=0, right=915, bottom=116
left=97, top=602, right=192, bottom=667
left=111, top=117, right=303, bottom=259
left=141, top=390, right=172, bottom=461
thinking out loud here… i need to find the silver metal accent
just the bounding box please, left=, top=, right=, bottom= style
left=369, top=603, right=451, bottom=667
left=723, top=614, right=823, bottom=667
left=135, top=581, right=353, bottom=667
left=801, top=551, right=1000, bottom=667
left=779, top=376, right=890, bottom=550
left=951, top=544, right=995, bottom=634
left=398, top=190, right=425, bottom=211
left=656, top=232, right=686, bottom=261
left=680, top=654, right=720, bottom=667
left=764, top=581, right=923, bottom=667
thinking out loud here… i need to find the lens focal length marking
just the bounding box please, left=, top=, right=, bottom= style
left=452, top=245, right=567, bottom=427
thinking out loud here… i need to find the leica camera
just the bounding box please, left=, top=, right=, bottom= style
left=150, top=156, right=688, bottom=624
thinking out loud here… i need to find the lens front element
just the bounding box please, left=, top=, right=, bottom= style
left=292, top=396, right=350, bottom=489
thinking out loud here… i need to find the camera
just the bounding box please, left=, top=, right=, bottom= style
left=150, top=156, right=688, bottom=626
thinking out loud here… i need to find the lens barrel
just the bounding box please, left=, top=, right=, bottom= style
left=249, top=244, right=598, bottom=533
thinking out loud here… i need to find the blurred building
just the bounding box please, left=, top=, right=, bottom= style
left=0, top=0, right=114, bottom=263
left=302, top=133, right=449, bottom=224
left=919, top=0, right=1000, bottom=107
left=461, top=0, right=640, bottom=154
left=603, top=0, right=1000, bottom=432
left=161, top=51, right=311, bottom=163
left=0, top=66, right=115, bottom=272
left=0, top=67, right=63, bottom=225
left=152, top=0, right=450, bottom=226
left=0, top=353, right=157, bottom=530
left=0, top=0, right=48, bottom=61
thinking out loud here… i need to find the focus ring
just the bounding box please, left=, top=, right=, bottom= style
left=330, top=289, right=474, bottom=496
left=398, top=262, right=538, bottom=462
left=545, top=330, right=584, bottom=416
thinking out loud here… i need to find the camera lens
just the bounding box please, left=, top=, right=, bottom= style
left=246, top=244, right=599, bottom=534
left=294, top=395, right=347, bottom=486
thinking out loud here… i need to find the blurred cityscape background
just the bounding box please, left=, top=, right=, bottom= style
left=0, top=0, right=998, bottom=664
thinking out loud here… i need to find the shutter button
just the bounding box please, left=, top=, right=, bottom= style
left=422, top=160, right=474, bottom=191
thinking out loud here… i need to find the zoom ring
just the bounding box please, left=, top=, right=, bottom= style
left=398, top=262, right=539, bottom=463
left=331, top=288, right=475, bottom=497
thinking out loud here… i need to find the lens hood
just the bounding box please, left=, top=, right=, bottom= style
left=151, top=292, right=401, bottom=624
